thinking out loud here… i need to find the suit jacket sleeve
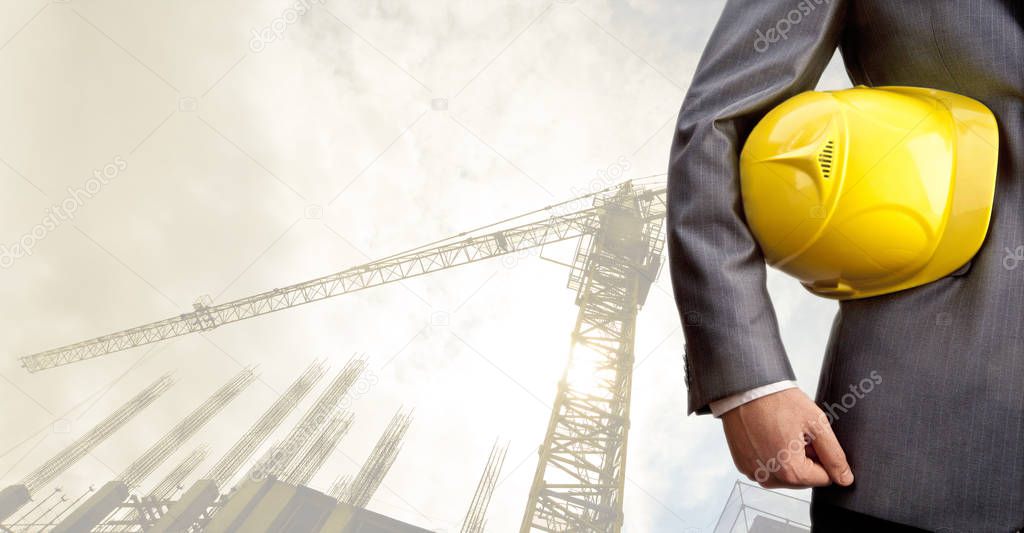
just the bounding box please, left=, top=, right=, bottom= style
left=668, top=0, right=847, bottom=414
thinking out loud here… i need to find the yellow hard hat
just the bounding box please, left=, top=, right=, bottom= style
left=740, top=86, right=999, bottom=299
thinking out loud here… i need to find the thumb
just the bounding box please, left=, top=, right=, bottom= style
left=808, top=420, right=854, bottom=486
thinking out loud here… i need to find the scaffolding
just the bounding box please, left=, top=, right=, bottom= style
left=713, top=481, right=810, bottom=533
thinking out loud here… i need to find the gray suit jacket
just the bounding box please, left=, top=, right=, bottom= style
left=668, top=1, right=1024, bottom=531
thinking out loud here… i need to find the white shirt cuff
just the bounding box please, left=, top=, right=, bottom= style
left=709, top=380, right=799, bottom=417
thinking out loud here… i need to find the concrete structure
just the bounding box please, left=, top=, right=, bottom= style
left=320, top=504, right=433, bottom=533
left=50, top=481, right=129, bottom=533
left=148, top=479, right=220, bottom=533
left=0, top=485, right=30, bottom=524
left=237, top=483, right=335, bottom=532
left=204, top=478, right=277, bottom=532
left=202, top=478, right=430, bottom=533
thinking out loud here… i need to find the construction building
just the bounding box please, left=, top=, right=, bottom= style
left=0, top=360, right=428, bottom=533
left=4, top=181, right=672, bottom=531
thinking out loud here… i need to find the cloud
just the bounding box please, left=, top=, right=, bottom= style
left=0, top=1, right=849, bottom=530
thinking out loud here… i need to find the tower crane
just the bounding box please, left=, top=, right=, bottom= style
left=17, top=179, right=668, bottom=532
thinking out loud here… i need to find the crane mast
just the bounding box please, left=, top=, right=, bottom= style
left=521, top=182, right=665, bottom=532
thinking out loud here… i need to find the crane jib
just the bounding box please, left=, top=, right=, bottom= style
left=18, top=183, right=666, bottom=373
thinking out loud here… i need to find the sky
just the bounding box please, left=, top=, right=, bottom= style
left=0, top=1, right=852, bottom=531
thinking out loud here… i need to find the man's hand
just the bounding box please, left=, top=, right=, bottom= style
left=721, top=388, right=854, bottom=489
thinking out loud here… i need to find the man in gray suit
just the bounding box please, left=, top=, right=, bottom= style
left=669, top=1, right=1024, bottom=531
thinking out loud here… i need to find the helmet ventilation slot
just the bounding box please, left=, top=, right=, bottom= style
left=818, top=140, right=835, bottom=179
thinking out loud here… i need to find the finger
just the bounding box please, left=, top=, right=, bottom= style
left=756, top=478, right=786, bottom=489
left=750, top=436, right=828, bottom=488
left=757, top=471, right=816, bottom=490
left=763, top=445, right=830, bottom=488
left=781, top=455, right=831, bottom=487
left=808, top=422, right=854, bottom=486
